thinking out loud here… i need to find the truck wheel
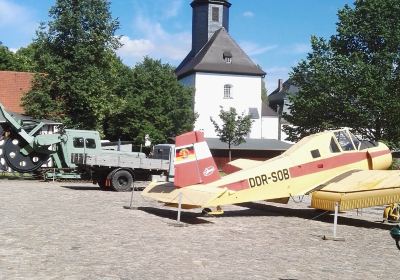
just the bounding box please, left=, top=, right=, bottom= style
left=111, top=170, right=133, bottom=192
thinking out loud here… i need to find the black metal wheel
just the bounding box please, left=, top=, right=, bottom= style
left=111, top=170, right=133, bottom=192
left=3, top=137, right=49, bottom=173
left=0, top=138, right=9, bottom=171
left=201, top=208, right=212, bottom=216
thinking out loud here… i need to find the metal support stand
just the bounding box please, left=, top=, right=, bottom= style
left=323, top=202, right=345, bottom=241
left=170, top=192, right=187, bottom=227
left=177, top=192, right=182, bottom=223
left=333, top=202, right=338, bottom=239
left=123, top=182, right=138, bottom=210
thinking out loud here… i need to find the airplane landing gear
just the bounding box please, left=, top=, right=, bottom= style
left=383, top=203, right=400, bottom=222
left=202, top=206, right=224, bottom=216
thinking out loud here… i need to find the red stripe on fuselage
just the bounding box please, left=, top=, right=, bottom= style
left=289, top=150, right=390, bottom=178
left=223, top=180, right=250, bottom=191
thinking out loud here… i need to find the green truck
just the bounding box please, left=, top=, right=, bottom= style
left=0, top=103, right=174, bottom=191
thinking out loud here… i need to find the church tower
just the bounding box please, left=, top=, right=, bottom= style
left=191, top=0, right=231, bottom=55
left=176, top=0, right=265, bottom=139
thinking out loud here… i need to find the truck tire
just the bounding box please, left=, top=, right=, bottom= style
left=111, top=170, right=133, bottom=192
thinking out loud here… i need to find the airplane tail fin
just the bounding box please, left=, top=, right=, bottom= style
left=174, top=131, right=220, bottom=188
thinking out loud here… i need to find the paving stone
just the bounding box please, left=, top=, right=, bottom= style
left=0, top=179, right=399, bottom=280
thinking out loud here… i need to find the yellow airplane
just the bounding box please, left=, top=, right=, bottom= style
left=142, top=129, right=400, bottom=218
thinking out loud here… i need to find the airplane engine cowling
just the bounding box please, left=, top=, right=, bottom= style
left=368, top=143, right=392, bottom=170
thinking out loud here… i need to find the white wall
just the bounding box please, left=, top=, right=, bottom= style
left=193, top=72, right=262, bottom=138
left=261, top=116, right=279, bottom=139
left=261, top=116, right=292, bottom=143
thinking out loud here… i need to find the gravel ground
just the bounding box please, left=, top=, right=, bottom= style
left=0, top=179, right=399, bottom=280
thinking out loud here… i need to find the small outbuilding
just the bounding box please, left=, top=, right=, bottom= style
left=206, top=137, right=292, bottom=169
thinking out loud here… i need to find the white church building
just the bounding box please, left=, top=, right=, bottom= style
left=175, top=0, right=272, bottom=139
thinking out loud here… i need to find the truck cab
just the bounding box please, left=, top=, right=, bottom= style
left=151, top=144, right=175, bottom=182
left=60, top=129, right=101, bottom=168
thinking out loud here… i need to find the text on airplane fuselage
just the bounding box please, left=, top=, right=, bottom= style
left=248, top=169, right=290, bottom=188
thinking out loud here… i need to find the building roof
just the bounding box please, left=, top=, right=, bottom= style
left=0, top=111, right=61, bottom=126
left=268, top=78, right=299, bottom=106
left=261, top=100, right=278, bottom=117
left=176, top=28, right=266, bottom=79
left=0, top=71, right=34, bottom=114
left=191, top=0, right=231, bottom=8
left=206, top=137, right=292, bottom=151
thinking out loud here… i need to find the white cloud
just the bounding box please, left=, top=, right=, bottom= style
left=291, top=43, right=311, bottom=54
left=117, top=16, right=191, bottom=65
left=243, top=11, right=254, bottom=18
left=0, top=0, right=36, bottom=33
left=240, top=41, right=278, bottom=56
left=162, top=0, right=183, bottom=19
left=118, top=36, right=155, bottom=57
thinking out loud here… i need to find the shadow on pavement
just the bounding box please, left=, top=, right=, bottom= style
left=61, top=185, right=101, bottom=191
left=138, top=206, right=213, bottom=225
left=229, top=202, right=393, bottom=230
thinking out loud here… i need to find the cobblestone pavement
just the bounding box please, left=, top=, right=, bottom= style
left=0, top=179, right=399, bottom=280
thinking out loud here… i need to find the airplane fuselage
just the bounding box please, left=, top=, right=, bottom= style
left=142, top=129, right=393, bottom=209
left=202, top=130, right=392, bottom=207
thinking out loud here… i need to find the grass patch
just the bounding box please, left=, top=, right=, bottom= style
left=0, top=172, right=35, bottom=180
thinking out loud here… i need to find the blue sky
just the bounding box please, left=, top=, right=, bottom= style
left=0, top=0, right=353, bottom=92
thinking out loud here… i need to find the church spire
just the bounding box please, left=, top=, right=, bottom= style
left=190, top=0, right=231, bottom=55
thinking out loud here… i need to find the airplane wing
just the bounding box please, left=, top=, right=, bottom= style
left=311, top=170, right=400, bottom=211
left=142, top=181, right=231, bottom=207
left=222, top=158, right=263, bottom=174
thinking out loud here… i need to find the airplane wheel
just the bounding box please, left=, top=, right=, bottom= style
left=201, top=208, right=212, bottom=216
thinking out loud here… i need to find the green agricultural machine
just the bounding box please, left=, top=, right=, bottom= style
left=0, top=103, right=174, bottom=191
left=390, top=225, right=400, bottom=250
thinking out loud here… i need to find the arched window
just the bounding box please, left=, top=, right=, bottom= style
left=224, top=84, right=233, bottom=99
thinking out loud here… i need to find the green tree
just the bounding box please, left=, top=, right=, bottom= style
left=0, top=43, right=35, bottom=71
left=285, top=0, right=400, bottom=147
left=15, top=44, right=39, bottom=72
left=22, top=0, right=121, bottom=133
left=0, top=43, right=17, bottom=70
left=210, top=106, right=253, bottom=161
left=261, top=78, right=268, bottom=104
left=106, top=57, right=196, bottom=144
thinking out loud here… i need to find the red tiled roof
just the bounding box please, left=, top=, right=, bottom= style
left=0, top=71, right=34, bottom=113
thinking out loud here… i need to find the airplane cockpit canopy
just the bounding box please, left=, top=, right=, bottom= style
left=331, top=129, right=378, bottom=153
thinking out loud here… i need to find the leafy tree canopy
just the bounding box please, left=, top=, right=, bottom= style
left=285, top=0, right=400, bottom=148
left=0, top=43, right=36, bottom=72
left=22, top=0, right=121, bottom=133
left=211, top=106, right=253, bottom=161
left=106, top=57, right=196, bottom=144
